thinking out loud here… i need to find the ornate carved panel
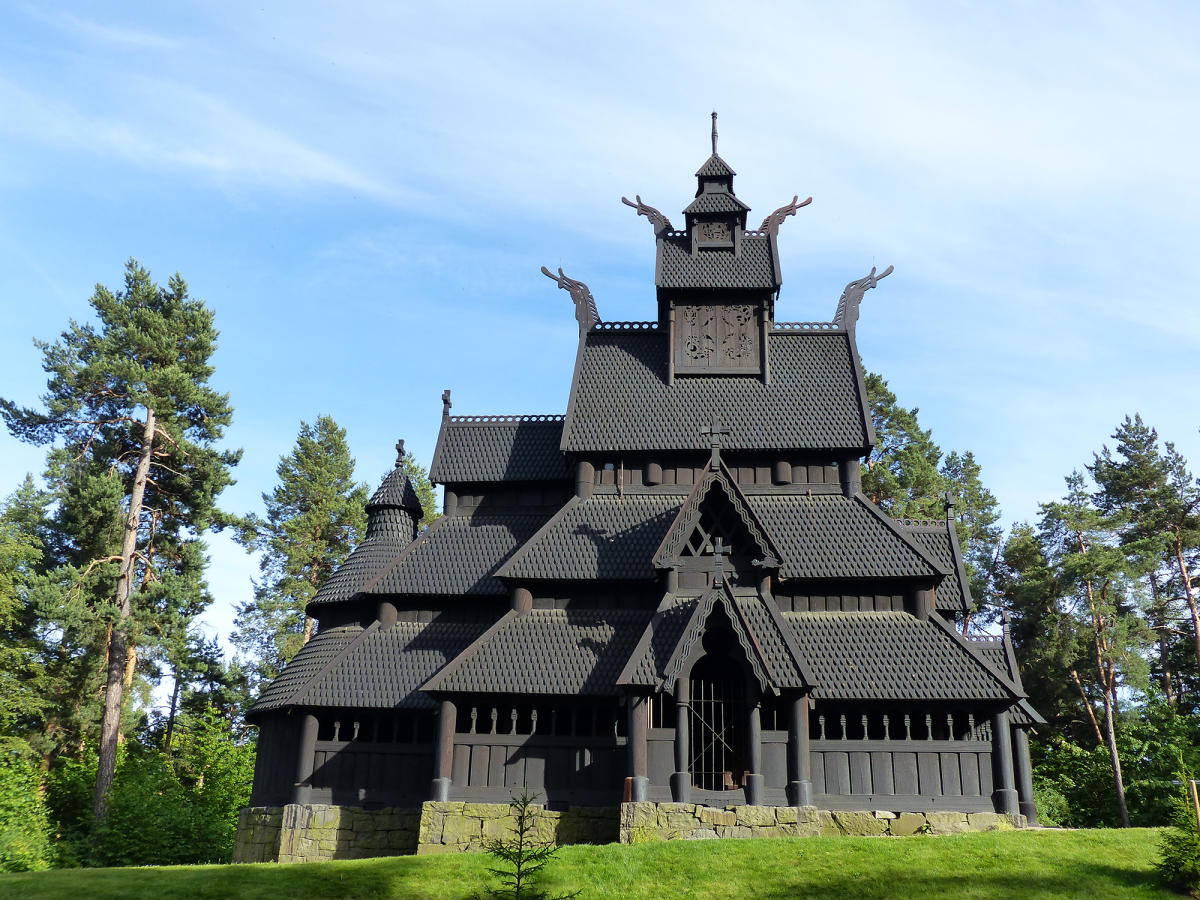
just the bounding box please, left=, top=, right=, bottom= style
left=674, top=303, right=761, bottom=374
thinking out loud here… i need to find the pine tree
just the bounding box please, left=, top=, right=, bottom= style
left=0, top=478, right=50, bottom=755
left=1039, top=471, right=1153, bottom=827
left=234, top=416, right=368, bottom=688
left=942, top=450, right=1004, bottom=623
left=1090, top=415, right=1200, bottom=701
left=862, top=372, right=946, bottom=519
left=0, top=260, right=240, bottom=819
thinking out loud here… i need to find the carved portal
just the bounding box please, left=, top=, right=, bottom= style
left=674, top=303, right=761, bottom=374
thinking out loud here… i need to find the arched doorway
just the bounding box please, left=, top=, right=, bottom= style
left=688, top=628, right=748, bottom=791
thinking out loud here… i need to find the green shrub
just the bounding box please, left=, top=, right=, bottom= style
left=0, top=753, right=52, bottom=871
left=1032, top=779, right=1069, bottom=828
left=1156, top=785, right=1200, bottom=897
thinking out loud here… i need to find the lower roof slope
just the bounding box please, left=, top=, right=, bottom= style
left=350, top=510, right=550, bottom=599
left=423, top=608, right=654, bottom=696
left=745, top=493, right=946, bottom=581
left=561, top=330, right=869, bottom=453
left=431, top=417, right=569, bottom=484
left=498, top=494, right=682, bottom=581
left=250, top=618, right=491, bottom=717
left=901, top=519, right=972, bottom=613
left=782, top=611, right=1017, bottom=702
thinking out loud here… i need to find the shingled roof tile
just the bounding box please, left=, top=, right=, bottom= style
left=657, top=234, right=776, bottom=289
left=499, top=494, right=682, bottom=581
left=903, top=523, right=972, bottom=612
left=746, top=493, right=943, bottom=580
left=783, top=611, right=1015, bottom=701
left=424, top=608, right=653, bottom=696
left=431, top=418, right=569, bottom=484
left=249, top=624, right=364, bottom=716
left=682, top=192, right=750, bottom=215
left=360, top=512, right=550, bottom=598
left=562, top=330, right=868, bottom=452
left=250, top=619, right=490, bottom=716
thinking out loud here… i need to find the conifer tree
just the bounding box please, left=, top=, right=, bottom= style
left=1091, top=415, right=1200, bottom=691
left=862, top=372, right=946, bottom=519
left=1039, top=471, right=1152, bottom=827
left=0, top=260, right=240, bottom=819
left=234, top=416, right=368, bottom=687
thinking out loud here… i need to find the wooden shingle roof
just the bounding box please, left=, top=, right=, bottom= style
left=249, top=619, right=490, bottom=717
left=561, top=330, right=870, bottom=452
left=746, top=493, right=947, bottom=581
left=422, top=608, right=654, bottom=696
left=497, top=494, right=682, bottom=581
left=782, top=611, right=1019, bottom=702
left=354, top=511, right=549, bottom=599
left=430, top=417, right=569, bottom=484
left=656, top=234, right=777, bottom=289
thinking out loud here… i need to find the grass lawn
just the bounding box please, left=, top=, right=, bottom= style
left=0, top=828, right=1173, bottom=899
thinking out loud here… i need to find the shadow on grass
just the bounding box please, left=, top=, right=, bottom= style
left=753, top=861, right=1168, bottom=900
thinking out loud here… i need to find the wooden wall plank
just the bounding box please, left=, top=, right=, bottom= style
left=940, top=752, right=963, bottom=797
left=894, top=752, right=918, bottom=794
left=870, top=751, right=894, bottom=794
left=917, top=752, right=942, bottom=795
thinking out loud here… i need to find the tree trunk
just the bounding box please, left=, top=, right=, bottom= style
left=164, top=670, right=181, bottom=755
left=1174, top=540, right=1200, bottom=676
left=1099, top=676, right=1131, bottom=827
left=1149, top=576, right=1177, bottom=705
left=93, top=405, right=155, bottom=821
left=1071, top=669, right=1104, bottom=744
left=302, top=614, right=316, bottom=646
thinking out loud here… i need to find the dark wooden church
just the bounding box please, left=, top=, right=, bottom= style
left=246, top=122, right=1040, bottom=827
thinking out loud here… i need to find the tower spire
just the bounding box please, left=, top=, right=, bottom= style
left=711, top=111, right=718, bottom=155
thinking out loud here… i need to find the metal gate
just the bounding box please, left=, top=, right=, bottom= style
left=689, top=657, right=746, bottom=791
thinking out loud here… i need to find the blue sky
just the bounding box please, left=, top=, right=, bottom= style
left=1, top=2, right=1198, bottom=666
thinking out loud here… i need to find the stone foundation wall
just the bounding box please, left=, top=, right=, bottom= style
left=232, top=804, right=420, bottom=863
left=416, top=802, right=619, bottom=854
left=234, top=801, right=1026, bottom=863
left=618, top=802, right=1026, bottom=843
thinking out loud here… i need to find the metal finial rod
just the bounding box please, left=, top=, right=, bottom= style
left=711, top=111, right=718, bottom=155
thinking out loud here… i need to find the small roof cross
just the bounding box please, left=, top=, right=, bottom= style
left=699, top=414, right=730, bottom=469
left=712, top=535, right=729, bottom=586
left=711, top=111, right=718, bottom=155
left=395, top=438, right=406, bottom=466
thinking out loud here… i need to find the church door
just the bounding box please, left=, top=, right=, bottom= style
left=688, top=654, right=747, bottom=791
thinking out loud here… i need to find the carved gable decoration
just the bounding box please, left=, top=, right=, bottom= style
left=673, top=303, right=761, bottom=375
left=654, top=462, right=781, bottom=575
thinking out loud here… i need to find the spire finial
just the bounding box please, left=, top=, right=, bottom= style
left=711, top=111, right=718, bottom=155
left=394, top=439, right=406, bottom=466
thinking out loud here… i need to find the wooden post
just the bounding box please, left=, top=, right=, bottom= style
left=431, top=699, right=456, bottom=802
left=990, top=710, right=1018, bottom=816
left=789, top=695, right=812, bottom=807
left=914, top=587, right=933, bottom=621
left=575, top=460, right=595, bottom=499
left=291, top=713, right=319, bottom=805
left=628, top=694, right=649, bottom=802
left=512, top=586, right=533, bottom=613
left=671, top=678, right=691, bottom=802
left=1013, top=725, right=1039, bottom=824
left=745, top=700, right=764, bottom=805
left=377, top=599, right=398, bottom=627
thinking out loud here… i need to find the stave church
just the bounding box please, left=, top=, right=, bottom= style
left=238, top=119, right=1040, bottom=858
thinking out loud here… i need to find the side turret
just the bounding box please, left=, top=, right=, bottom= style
left=366, top=439, right=424, bottom=543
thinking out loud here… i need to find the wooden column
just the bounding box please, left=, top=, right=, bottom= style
left=431, top=699, right=456, bottom=802
left=1013, top=725, right=1039, bottom=824
left=840, top=457, right=862, bottom=497
left=291, top=713, right=319, bottom=805
left=991, top=710, right=1018, bottom=816
left=788, top=695, right=812, bottom=807
left=628, top=694, right=649, bottom=802
left=512, top=586, right=533, bottom=613
left=745, top=700, right=764, bottom=805
left=914, top=587, right=934, bottom=621
left=377, top=599, right=398, bottom=627
left=670, top=678, right=691, bottom=803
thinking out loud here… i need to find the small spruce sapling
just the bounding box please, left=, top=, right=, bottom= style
left=480, top=791, right=578, bottom=900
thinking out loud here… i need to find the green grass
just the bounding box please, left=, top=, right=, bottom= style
left=0, top=829, right=1172, bottom=899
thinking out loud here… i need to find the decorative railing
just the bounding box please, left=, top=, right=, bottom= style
left=814, top=710, right=991, bottom=742
left=591, top=321, right=659, bottom=331
left=894, top=517, right=944, bottom=528
left=447, top=414, right=565, bottom=424
left=771, top=321, right=842, bottom=331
